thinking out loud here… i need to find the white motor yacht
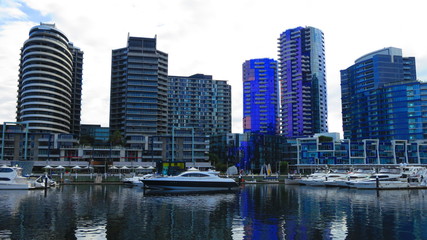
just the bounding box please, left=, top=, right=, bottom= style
left=0, top=165, right=35, bottom=190
left=336, top=169, right=375, bottom=187
left=140, top=168, right=238, bottom=190
left=298, top=169, right=329, bottom=186
left=322, top=170, right=351, bottom=187
left=350, top=175, right=409, bottom=189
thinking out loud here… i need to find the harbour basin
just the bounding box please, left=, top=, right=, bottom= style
left=0, top=184, right=426, bottom=239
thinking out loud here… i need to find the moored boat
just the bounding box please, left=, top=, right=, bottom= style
left=298, top=169, right=329, bottom=186
left=122, top=174, right=154, bottom=187
left=0, top=165, right=35, bottom=190
left=322, top=170, right=351, bottom=187
left=284, top=174, right=303, bottom=185
left=33, top=174, right=57, bottom=189
left=140, top=168, right=239, bottom=190
left=350, top=175, right=409, bottom=189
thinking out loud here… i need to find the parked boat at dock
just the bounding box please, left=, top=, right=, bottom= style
left=296, top=169, right=329, bottom=185
left=122, top=174, right=154, bottom=187
left=0, top=165, right=35, bottom=190
left=349, top=175, right=409, bottom=189
left=33, top=174, right=57, bottom=189
left=140, top=168, right=239, bottom=190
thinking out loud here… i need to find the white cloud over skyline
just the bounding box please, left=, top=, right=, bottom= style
left=1, top=0, right=427, bottom=136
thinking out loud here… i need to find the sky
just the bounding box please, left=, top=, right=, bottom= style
left=1, top=0, right=427, bottom=136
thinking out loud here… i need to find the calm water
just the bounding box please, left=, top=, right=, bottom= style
left=0, top=184, right=426, bottom=240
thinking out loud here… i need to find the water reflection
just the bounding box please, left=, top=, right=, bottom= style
left=75, top=217, right=107, bottom=239
left=280, top=185, right=427, bottom=240
left=0, top=185, right=426, bottom=239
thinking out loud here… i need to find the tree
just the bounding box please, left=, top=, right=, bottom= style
left=279, top=161, right=289, bottom=174
left=318, top=135, right=333, bottom=142
left=79, top=135, right=95, bottom=146
left=109, top=130, right=124, bottom=146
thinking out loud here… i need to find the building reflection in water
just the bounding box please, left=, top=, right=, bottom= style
left=0, top=185, right=426, bottom=239
left=75, top=217, right=107, bottom=239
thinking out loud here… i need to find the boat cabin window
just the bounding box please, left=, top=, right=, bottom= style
left=369, top=175, right=390, bottom=179
left=0, top=178, right=11, bottom=181
left=181, top=173, right=209, bottom=177
left=0, top=168, right=13, bottom=173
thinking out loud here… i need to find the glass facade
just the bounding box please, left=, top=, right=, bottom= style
left=297, top=137, right=427, bottom=165
left=167, top=74, right=231, bottom=136
left=242, top=58, right=278, bottom=135
left=278, top=26, right=328, bottom=138
left=109, top=36, right=168, bottom=147
left=340, top=47, right=426, bottom=141
left=80, top=124, right=110, bottom=143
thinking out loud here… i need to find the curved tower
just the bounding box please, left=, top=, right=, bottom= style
left=17, top=23, right=83, bottom=134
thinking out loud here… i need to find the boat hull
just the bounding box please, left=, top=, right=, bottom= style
left=0, top=183, right=32, bottom=190
left=351, top=181, right=409, bottom=189
left=141, top=179, right=239, bottom=190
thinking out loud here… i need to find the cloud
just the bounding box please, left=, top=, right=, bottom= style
left=1, top=0, right=427, bottom=135
left=0, top=0, right=26, bottom=21
left=0, top=20, right=38, bottom=123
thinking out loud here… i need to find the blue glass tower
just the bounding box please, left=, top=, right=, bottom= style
left=242, top=58, right=278, bottom=135
left=278, top=26, right=328, bottom=138
left=341, top=47, right=427, bottom=141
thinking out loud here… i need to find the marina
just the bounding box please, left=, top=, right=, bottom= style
left=1, top=184, right=427, bottom=239
left=284, top=165, right=427, bottom=190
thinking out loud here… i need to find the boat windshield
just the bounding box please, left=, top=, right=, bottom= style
left=0, top=168, right=13, bottom=173
left=180, top=173, right=210, bottom=177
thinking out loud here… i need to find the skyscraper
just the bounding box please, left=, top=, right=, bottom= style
left=341, top=47, right=427, bottom=141
left=242, top=58, right=278, bottom=135
left=16, top=23, right=83, bottom=134
left=278, top=26, right=328, bottom=138
left=109, top=36, right=168, bottom=146
left=168, top=74, right=231, bottom=136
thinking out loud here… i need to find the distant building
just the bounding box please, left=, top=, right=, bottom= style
left=17, top=23, right=83, bottom=135
left=242, top=59, right=278, bottom=135
left=341, top=47, right=427, bottom=141
left=297, top=134, right=427, bottom=165
left=109, top=36, right=168, bottom=147
left=168, top=74, right=231, bottom=136
left=278, top=26, right=328, bottom=138
left=80, top=124, right=110, bottom=143
left=210, top=133, right=288, bottom=173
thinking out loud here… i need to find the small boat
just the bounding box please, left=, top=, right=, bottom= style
left=0, top=165, right=35, bottom=190
left=140, top=168, right=239, bottom=190
left=122, top=174, right=154, bottom=187
left=33, top=174, right=57, bottom=189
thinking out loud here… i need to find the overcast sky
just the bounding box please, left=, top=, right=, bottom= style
left=1, top=0, right=427, bottom=136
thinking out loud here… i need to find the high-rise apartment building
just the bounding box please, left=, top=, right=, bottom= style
left=278, top=26, right=328, bottom=138
left=109, top=36, right=168, bottom=146
left=341, top=47, right=427, bottom=141
left=168, top=74, right=231, bottom=136
left=16, top=23, right=83, bottom=134
left=242, top=58, right=278, bottom=135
